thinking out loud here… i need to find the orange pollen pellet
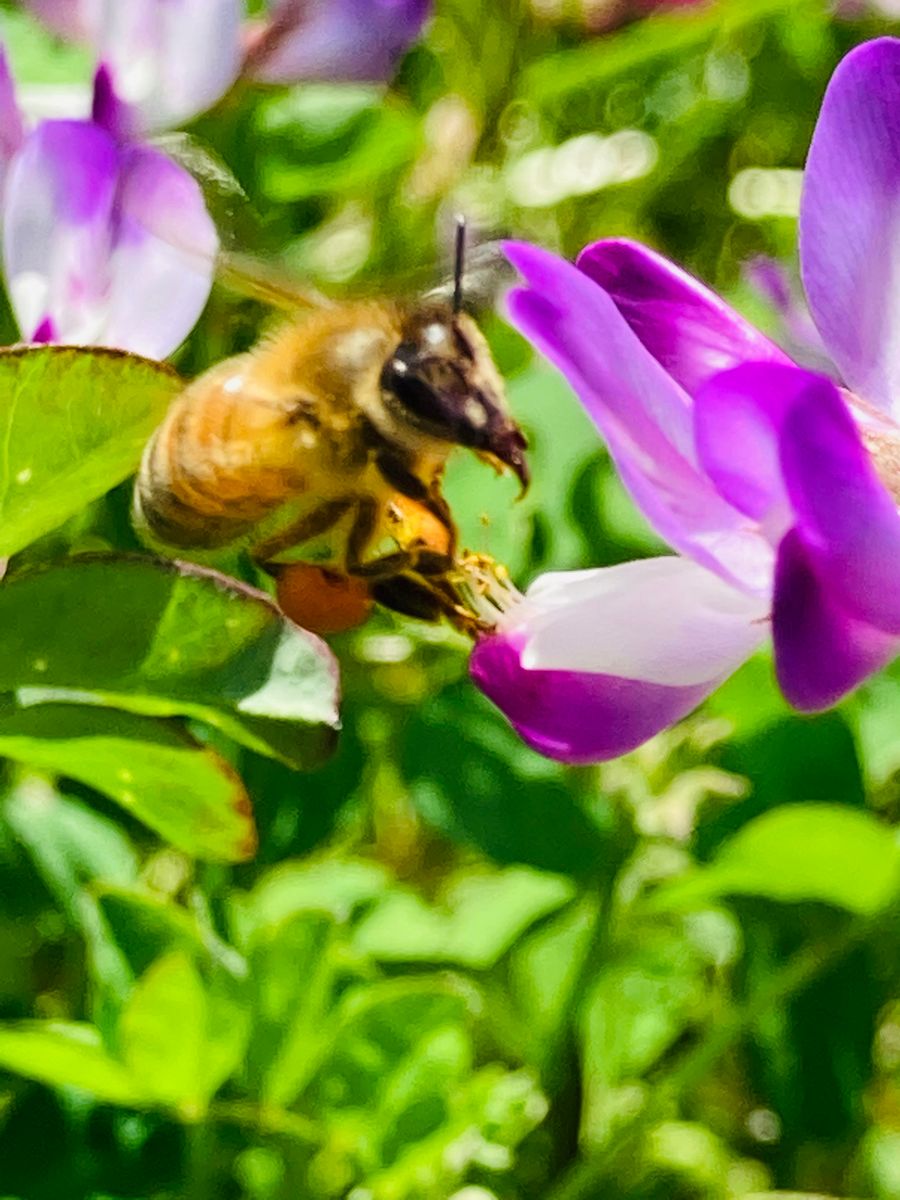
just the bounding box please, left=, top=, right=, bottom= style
left=276, top=563, right=374, bottom=635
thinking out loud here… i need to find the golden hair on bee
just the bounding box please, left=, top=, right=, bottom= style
left=134, top=224, right=528, bottom=634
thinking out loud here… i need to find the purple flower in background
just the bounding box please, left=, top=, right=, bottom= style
left=245, top=0, right=432, bottom=83
left=22, top=0, right=242, bottom=131
left=472, top=37, right=900, bottom=763
left=742, top=255, right=833, bottom=375
left=26, top=0, right=433, bottom=106
left=0, top=55, right=217, bottom=357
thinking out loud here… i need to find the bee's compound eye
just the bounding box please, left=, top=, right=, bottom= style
left=276, top=564, right=373, bottom=635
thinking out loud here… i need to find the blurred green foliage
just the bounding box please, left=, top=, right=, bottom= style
left=3, top=1, right=900, bottom=1199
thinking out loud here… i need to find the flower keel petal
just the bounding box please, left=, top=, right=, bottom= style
left=471, top=635, right=721, bottom=764
left=522, top=557, right=768, bottom=686
left=779, top=375, right=900, bottom=634
left=774, top=528, right=898, bottom=710
left=471, top=556, right=768, bottom=763
left=577, top=238, right=789, bottom=395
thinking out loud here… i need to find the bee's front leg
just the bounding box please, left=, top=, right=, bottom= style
left=345, top=496, right=415, bottom=579
left=346, top=494, right=457, bottom=579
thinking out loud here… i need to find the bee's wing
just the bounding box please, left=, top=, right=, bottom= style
left=216, top=250, right=334, bottom=312
left=151, top=132, right=332, bottom=313
left=422, top=238, right=515, bottom=314
left=152, top=134, right=509, bottom=314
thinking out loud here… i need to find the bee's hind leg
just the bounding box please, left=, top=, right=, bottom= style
left=254, top=497, right=354, bottom=566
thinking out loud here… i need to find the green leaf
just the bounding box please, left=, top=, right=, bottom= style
left=246, top=912, right=338, bottom=1107
left=84, top=884, right=243, bottom=1050
left=0, top=348, right=179, bottom=558
left=650, top=805, right=900, bottom=916
left=257, top=86, right=420, bottom=202
left=310, top=978, right=474, bottom=1115
left=0, top=705, right=255, bottom=861
left=580, top=940, right=705, bottom=1147
left=0, top=556, right=340, bottom=767
left=519, top=0, right=795, bottom=106
left=234, top=857, right=390, bottom=940
left=404, top=683, right=610, bottom=878
left=118, top=951, right=248, bottom=1115
left=3, top=777, right=139, bottom=921
left=0, top=1022, right=142, bottom=1106
left=353, top=868, right=576, bottom=969
left=92, top=885, right=208, bottom=983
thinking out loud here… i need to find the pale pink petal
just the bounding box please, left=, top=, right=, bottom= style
left=3, top=124, right=216, bottom=356
left=32, top=0, right=242, bottom=131
left=0, top=47, right=24, bottom=191
left=519, top=557, right=769, bottom=685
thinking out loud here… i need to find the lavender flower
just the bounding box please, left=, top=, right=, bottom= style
left=0, top=56, right=217, bottom=357
left=472, top=38, right=900, bottom=763
left=26, top=0, right=432, bottom=107
left=22, top=0, right=242, bottom=131
left=245, top=0, right=432, bottom=83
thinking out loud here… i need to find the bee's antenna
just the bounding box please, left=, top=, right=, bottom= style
left=452, top=214, right=467, bottom=314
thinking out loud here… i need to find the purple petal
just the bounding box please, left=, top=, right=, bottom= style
left=470, top=556, right=768, bottom=764
left=91, top=63, right=138, bottom=142
left=0, top=47, right=24, bottom=191
left=247, top=0, right=431, bottom=84
left=471, top=635, right=718, bottom=764
left=577, top=239, right=789, bottom=396
left=504, top=241, right=774, bottom=590
left=39, top=0, right=242, bottom=131
left=3, top=121, right=119, bottom=343
left=102, top=145, right=218, bottom=358
left=30, top=316, right=57, bottom=343
left=800, top=37, right=900, bottom=414
left=779, top=371, right=900, bottom=634
left=742, top=254, right=833, bottom=374
left=3, top=123, right=216, bottom=357
left=693, top=362, right=819, bottom=531
left=20, top=0, right=90, bottom=39
left=773, top=528, right=897, bottom=711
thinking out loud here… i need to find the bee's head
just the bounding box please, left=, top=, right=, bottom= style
left=379, top=305, right=529, bottom=491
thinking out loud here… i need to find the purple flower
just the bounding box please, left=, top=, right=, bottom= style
left=742, top=255, right=833, bottom=375
left=472, top=37, right=900, bottom=763
left=26, top=0, right=432, bottom=102
left=0, top=56, right=217, bottom=358
left=244, top=0, right=432, bottom=84
left=23, top=0, right=242, bottom=132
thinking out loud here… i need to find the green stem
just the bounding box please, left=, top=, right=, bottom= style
left=209, top=1099, right=322, bottom=1145
left=185, top=1118, right=216, bottom=1200
left=546, top=913, right=871, bottom=1200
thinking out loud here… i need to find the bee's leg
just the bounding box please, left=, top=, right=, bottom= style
left=374, top=450, right=458, bottom=569
left=371, top=572, right=486, bottom=638
left=254, top=497, right=354, bottom=565
left=371, top=574, right=446, bottom=622
left=345, top=497, right=417, bottom=579
left=409, top=493, right=456, bottom=576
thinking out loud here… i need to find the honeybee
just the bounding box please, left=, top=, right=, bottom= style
left=133, top=222, right=528, bottom=635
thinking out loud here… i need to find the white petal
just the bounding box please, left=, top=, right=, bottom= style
left=519, top=556, right=769, bottom=687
